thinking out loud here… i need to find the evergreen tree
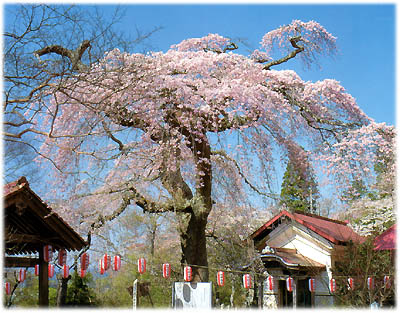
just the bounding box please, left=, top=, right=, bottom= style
left=280, top=159, right=319, bottom=213
left=65, top=271, right=98, bottom=307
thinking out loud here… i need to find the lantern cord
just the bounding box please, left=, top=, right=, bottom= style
left=117, top=256, right=393, bottom=280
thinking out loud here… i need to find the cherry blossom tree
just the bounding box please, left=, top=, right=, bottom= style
left=320, top=122, right=395, bottom=235
left=31, top=20, right=392, bottom=282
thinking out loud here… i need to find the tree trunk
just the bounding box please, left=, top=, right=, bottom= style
left=177, top=211, right=209, bottom=282
left=56, top=275, right=70, bottom=307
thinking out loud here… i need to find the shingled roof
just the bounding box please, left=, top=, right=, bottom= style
left=251, top=210, right=365, bottom=246
left=4, top=177, right=87, bottom=255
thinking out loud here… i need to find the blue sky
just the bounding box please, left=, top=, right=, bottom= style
left=96, top=2, right=395, bottom=126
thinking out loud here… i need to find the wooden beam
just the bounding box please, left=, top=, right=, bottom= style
left=5, top=233, right=44, bottom=244
left=4, top=256, right=39, bottom=267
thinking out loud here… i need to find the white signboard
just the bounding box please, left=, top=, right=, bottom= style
left=172, top=282, right=212, bottom=308
left=132, top=279, right=138, bottom=309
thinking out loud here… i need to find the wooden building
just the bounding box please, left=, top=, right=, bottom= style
left=250, top=210, right=365, bottom=308
left=4, top=177, right=87, bottom=306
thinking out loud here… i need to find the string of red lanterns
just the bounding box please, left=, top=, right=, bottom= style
left=5, top=253, right=393, bottom=296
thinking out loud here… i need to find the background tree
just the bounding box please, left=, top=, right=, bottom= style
left=3, top=4, right=160, bottom=181
left=332, top=237, right=394, bottom=307
left=279, top=155, right=319, bottom=213
left=65, top=271, right=98, bottom=307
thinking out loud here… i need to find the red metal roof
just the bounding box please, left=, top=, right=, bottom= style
left=251, top=210, right=365, bottom=245
left=374, top=224, right=396, bottom=251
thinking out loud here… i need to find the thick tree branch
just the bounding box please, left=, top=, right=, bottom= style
left=101, top=120, right=125, bottom=151
left=34, top=39, right=90, bottom=72
left=263, top=36, right=305, bottom=70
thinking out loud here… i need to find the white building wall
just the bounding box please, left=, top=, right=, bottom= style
left=282, top=235, right=332, bottom=267
left=266, top=222, right=334, bottom=267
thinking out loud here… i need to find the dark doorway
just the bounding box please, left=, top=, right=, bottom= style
left=296, top=279, right=312, bottom=307
left=279, top=280, right=293, bottom=307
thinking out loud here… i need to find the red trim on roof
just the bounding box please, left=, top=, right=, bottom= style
left=252, top=210, right=365, bottom=245
left=250, top=210, right=288, bottom=239
left=374, top=224, right=396, bottom=251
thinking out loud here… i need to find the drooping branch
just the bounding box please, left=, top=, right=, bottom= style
left=212, top=150, right=279, bottom=200
left=278, top=88, right=363, bottom=135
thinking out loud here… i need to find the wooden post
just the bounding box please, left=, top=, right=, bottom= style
left=292, top=278, right=297, bottom=308
left=38, top=246, right=49, bottom=307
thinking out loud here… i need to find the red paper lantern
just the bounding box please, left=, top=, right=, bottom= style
left=63, top=265, right=69, bottom=279
left=384, top=275, right=391, bottom=288
left=58, top=249, right=67, bottom=266
left=18, top=269, right=26, bottom=283
left=266, top=276, right=274, bottom=291
left=367, top=277, right=374, bottom=290
left=80, top=252, right=89, bottom=270
left=102, top=253, right=111, bottom=271
left=217, top=271, right=225, bottom=286
left=329, top=278, right=336, bottom=293
left=286, top=277, right=293, bottom=292
left=243, top=274, right=252, bottom=289
left=308, top=278, right=316, bottom=292
left=99, top=259, right=105, bottom=275
left=348, top=277, right=354, bottom=290
left=80, top=268, right=86, bottom=278
left=5, top=282, right=11, bottom=295
left=34, top=264, right=39, bottom=276
left=138, top=258, right=146, bottom=274
left=162, top=263, right=171, bottom=279
left=43, top=245, right=53, bottom=263
left=48, top=264, right=55, bottom=278
left=113, top=255, right=121, bottom=271
left=184, top=266, right=192, bottom=282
